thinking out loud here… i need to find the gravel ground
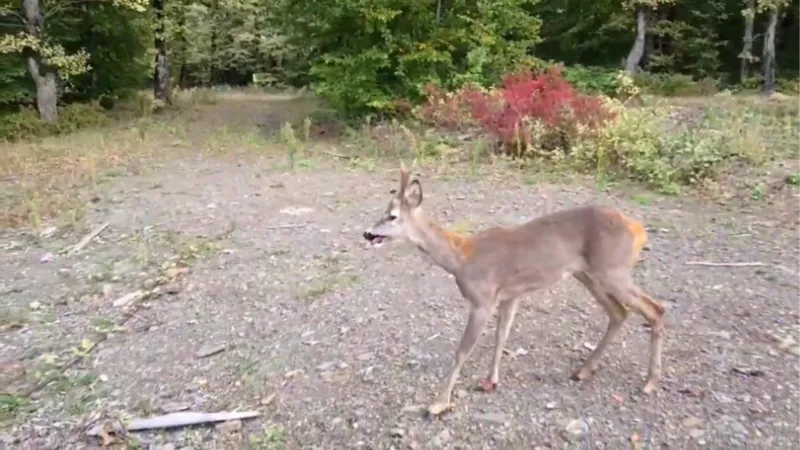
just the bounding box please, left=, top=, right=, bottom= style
left=1, top=156, right=799, bottom=449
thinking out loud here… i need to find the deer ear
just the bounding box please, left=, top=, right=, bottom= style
left=404, top=179, right=423, bottom=208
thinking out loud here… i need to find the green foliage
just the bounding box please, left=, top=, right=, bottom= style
left=277, top=0, right=543, bottom=117
left=633, top=72, right=719, bottom=96
left=572, top=95, right=797, bottom=193
left=63, top=3, right=153, bottom=100
left=0, top=53, right=32, bottom=105
left=0, top=103, right=109, bottom=141
left=169, top=0, right=304, bottom=88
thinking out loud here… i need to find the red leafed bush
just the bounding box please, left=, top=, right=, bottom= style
left=418, top=67, right=615, bottom=153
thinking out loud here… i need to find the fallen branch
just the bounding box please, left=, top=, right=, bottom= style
left=62, top=222, right=110, bottom=255
left=323, top=150, right=353, bottom=159
left=87, top=411, right=261, bottom=436
left=266, top=224, right=306, bottom=230
left=685, top=261, right=766, bottom=267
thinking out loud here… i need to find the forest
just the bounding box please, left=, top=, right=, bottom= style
left=2, top=2, right=800, bottom=448
left=1, top=0, right=798, bottom=126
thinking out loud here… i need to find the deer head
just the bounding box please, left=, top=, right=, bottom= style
left=363, top=162, right=423, bottom=248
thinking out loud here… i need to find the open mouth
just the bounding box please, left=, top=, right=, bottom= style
left=363, top=231, right=388, bottom=247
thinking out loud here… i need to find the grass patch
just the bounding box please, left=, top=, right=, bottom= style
left=0, top=307, right=30, bottom=332
left=250, top=424, right=287, bottom=449
left=295, top=255, right=360, bottom=302
left=0, top=393, right=35, bottom=422
left=2, top=86, right=795, bottom=233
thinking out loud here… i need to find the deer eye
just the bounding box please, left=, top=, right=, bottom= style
left=388, top=214, right=398, bottom=221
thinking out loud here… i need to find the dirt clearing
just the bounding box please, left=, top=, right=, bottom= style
left=1, top=94, right=799, bottom=449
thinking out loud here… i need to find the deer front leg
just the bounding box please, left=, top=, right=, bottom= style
left=427, top=306, right=491, bottom=416
left=479, top=297, right=521, bottom=392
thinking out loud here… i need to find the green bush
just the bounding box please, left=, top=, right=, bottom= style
left=572, top=97, right=782, bottom=193
left=633, top=72, right=719, bottom=97
left=0, top=103, right=110, bottom=142
left=561, top=66, right=621, bottom=97
left=278, top=0, right=543, bottom=118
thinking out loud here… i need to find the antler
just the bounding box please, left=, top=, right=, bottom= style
left=398, top=160, right=411, bottom=198
left=398, top=158, right=420, bottom=199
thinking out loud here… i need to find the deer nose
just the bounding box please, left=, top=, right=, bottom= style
left=363, top=231, right=375, bottom=241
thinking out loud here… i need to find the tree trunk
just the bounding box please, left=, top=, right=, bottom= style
left=23, top=0, right=58, bottom=122
left=762, top=7, right=779, bottom=94
left=152, top=0, right=172, bottom=104
left=739, top=0, right=756, bottom=83
left=27, top=57, right=58, bottom=122
left=625, top=6, right=648, bottom=73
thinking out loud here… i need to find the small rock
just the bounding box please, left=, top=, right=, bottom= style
left=217, top=420, right=242, bottom=434
left=389, top=427, right=405, bottom=438
left=545, top=402, right=557, bottom=410
left=474, top=412, right=509, bottom=425
left=356, top=353, right=374, bottom=361
left=563, top=419, right=589, bottom=441
left=163, top=283, right=182, bottom=294
left=195, top=344, right=226, bottom=359
left=689, top=428, right=706, bottom=439
left=708, top=330, right=732, bottom=340
left=39, top=252, right=54, bottom=263
left=29, top=301, right=42, bottom=310
left=455, top=389, right=469, bottom=399
left=730, top=421, right=748, bottom=436
left=160, top=402, right=192, bottom=413
left=713, top=392, right=733, bottom=404
left=683, top=417, right=703, bottom=428
left=156, top=444, right=175, bottom=450
left=778, top=336, right=796, bottom=350
left=431, top=429, right=452, bottom=446
left=788, top=346, right=800, bottom=356
left=260, top=393, right=276, bottom=406
left=112, top=290, right=145, bottom=307
left=280, top=206, right=314, bottom=216
left=401, top=404, right=425, bottom=414
left=316, top=361, right=337, bottom=371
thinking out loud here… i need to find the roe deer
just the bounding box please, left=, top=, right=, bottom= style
left=362, top=164, right=667, bottom=417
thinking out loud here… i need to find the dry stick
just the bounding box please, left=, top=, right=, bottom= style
left=265, top=224, right=306, bottom=230
left=62, top=222, right=110, bottom=255
left=323, top=150, right=353, bottom=159
left=685, top=261, right=766, bottom=267
left=87, top=411, right=262, bottom=436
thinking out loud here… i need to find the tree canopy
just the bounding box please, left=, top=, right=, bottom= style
left=1, top=0, right=798, bottom=122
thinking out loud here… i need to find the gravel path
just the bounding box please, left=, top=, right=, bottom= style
left=1, top=156, right=798, bottom=449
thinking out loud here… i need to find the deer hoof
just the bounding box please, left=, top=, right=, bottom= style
left=477, top=378, right=497, bottom=392
left=642, top=379, right=659, bottom=395
left=426, top=401, right=455, bottom=417
left=570, top=367, right=595, bottom=381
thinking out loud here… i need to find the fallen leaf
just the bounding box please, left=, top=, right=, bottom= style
left=682, top=416, right=703, bottom=428
left=630, top=433, right=643, bottom=450
left=611, top=394, right=625, bottom=404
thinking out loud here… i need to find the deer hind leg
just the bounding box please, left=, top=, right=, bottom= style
left=479, top=296, right=522, bottom=392
left=571, top=271, right=629, bottom=381
left=594, top=269, right=666, bottom=394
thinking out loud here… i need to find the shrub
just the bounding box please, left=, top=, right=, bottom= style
left=418, top=67, right=615, bottom=156
left=0, top=102, right=110, bottom=141
left=279, top=0, right=543, bottom=118
left=573, top=97, right=780, bottom=193
left=633, top=72, right=719, bottom=97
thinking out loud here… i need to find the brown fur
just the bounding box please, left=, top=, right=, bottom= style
left=364, top=167, right=668, bottom=417
left=438, top=229, right=475, bottom=259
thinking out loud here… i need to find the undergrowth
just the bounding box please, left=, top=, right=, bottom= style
left=418, top=69, right=799, bottom=194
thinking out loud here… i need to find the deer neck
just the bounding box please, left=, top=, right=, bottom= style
left=407, top=209, right=474, bottom=275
